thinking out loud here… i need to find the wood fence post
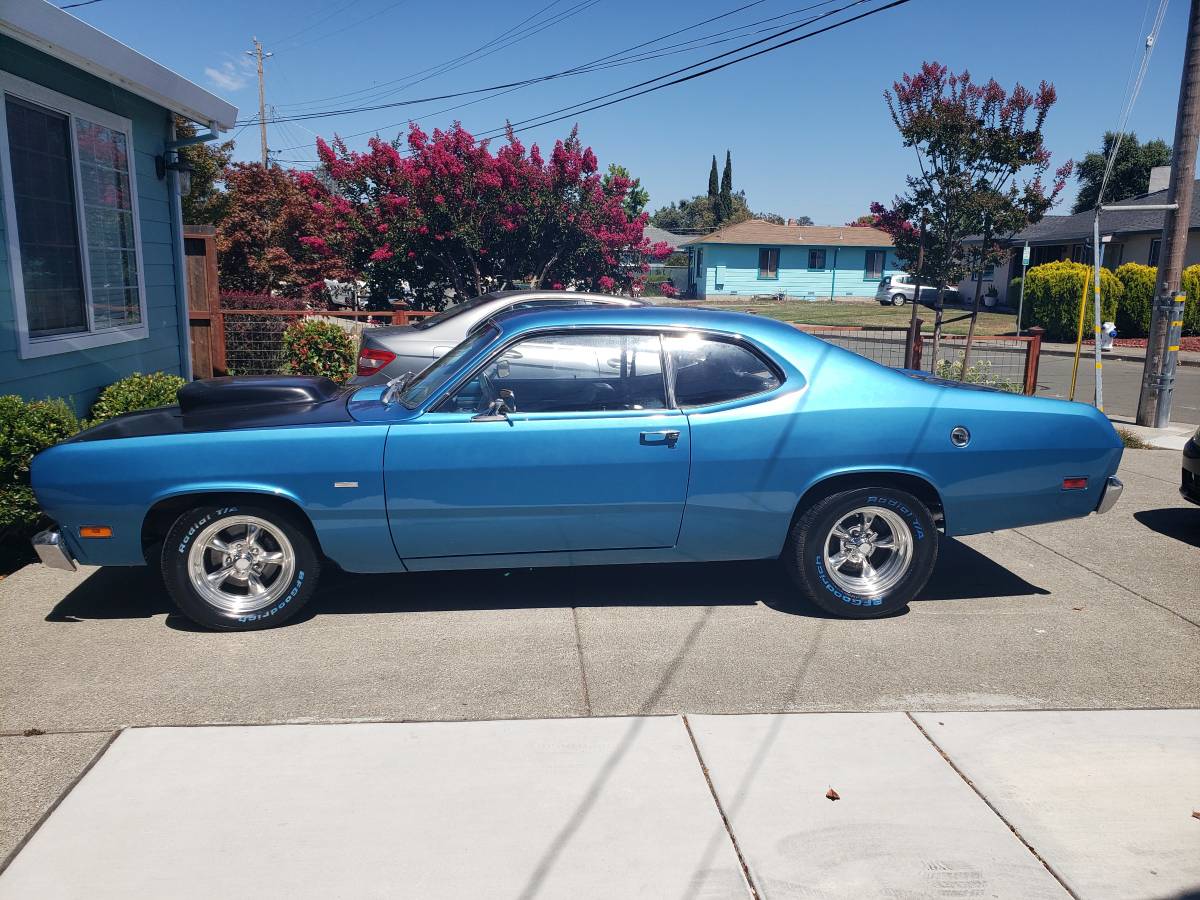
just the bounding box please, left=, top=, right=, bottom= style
left=1024, top=326, right=1044, bottom=395
left=911, top=318, right=923, bottom=371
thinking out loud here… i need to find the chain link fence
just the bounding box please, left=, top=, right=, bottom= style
left=795, top=324, right=1042, bottom=394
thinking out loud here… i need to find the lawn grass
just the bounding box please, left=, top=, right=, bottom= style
left=684, top=299, right=1019, bottom=336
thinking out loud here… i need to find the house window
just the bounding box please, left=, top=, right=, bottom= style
left=758, top=247, right=779, bottom=279
left=0, top=74, right=147, bottom=359
left=1149, top=239, right=1161, bottom=267
left=864, top=249, right=886, bottom=280
left=1102, top=243, right=1123, bottom=267
left=807, top=249, right=826, bottom=270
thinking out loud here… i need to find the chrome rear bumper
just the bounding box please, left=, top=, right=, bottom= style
left=1095, top=476, right=1124, bottom=515
left=32, top=528, right=77, bottom=572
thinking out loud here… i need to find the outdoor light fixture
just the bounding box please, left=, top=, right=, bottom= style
left=155, top=152, right=194, bottom=196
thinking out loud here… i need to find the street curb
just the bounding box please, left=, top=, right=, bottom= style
left=1039, top=346, right=1200, bottom=368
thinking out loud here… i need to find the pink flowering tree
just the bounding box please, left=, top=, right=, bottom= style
left=305, top=123, right=668, bottom=308
left=869, top=62, right=1072, bottom=364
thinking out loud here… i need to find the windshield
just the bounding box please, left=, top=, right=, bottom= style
left=411, top=295, right=495, bottom=330
left=398, top=324, right=499, bottom=408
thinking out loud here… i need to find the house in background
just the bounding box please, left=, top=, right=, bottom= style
left=960, top=168, right=1200, bottom=300
left=683, top=220, right=899, bottom=300
left=1, top=1, right=235, bottom=411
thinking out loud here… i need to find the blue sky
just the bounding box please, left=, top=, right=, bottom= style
left=68, top=0, right=1189, bottom=224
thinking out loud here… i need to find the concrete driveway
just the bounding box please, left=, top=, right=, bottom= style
left=2, top=449, right=1198, bottom=864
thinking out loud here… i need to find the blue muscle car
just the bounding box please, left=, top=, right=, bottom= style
left=30, top=306, right=1124, bottom=629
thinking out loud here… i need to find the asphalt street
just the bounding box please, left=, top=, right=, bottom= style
left=1035, top=352, right=1200, bottom=424
left=1, top=450, right=1198, bottom=869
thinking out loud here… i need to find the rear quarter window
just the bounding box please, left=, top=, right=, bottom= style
left=666, top=335, right=782, bottom=407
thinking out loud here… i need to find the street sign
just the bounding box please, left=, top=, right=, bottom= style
left=1022, top=244, right=1031, bottom=266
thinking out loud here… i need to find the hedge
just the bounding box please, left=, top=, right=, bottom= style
left=1024, top=261, right=1122, bottom=342
left=0, top=396, right=80, bottom=537
left=1114, top=263, right=1156, bottom=338
left=1184, top=265, right=1200, bottom=336
left=89, top=372, right=186, bottom=423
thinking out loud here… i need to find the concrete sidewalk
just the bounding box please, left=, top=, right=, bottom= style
left=2, top=711, right=1197, bottom=899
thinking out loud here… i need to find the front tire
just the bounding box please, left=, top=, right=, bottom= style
left=891, top=293, right=907, bottom=307
left=161, top=503, right=320, bottom=630
left=783, top=487, right=936, bottom=618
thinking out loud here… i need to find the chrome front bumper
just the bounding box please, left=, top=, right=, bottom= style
left=32, top=528, right=77, bottom=572
left=1095, top=476, right=1124, bottom=515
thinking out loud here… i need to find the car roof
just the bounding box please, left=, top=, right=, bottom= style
left=476, top=289, right=642, bottom=306
left=486, top=304, right=798, bottom=343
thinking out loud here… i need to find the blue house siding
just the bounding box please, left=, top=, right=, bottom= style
left=695, top=244, right=900, bottom=300
left=0, top=35, right=185, bottom=414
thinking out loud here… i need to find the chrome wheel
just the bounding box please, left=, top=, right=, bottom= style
left=187, top=516, right=296, bottom=615
left=821, top=506, right=913, bottom=597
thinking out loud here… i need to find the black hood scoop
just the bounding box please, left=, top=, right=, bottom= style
left=177, top=376, right=342, bottom=415
left=72, top=376, right=355, bottom=443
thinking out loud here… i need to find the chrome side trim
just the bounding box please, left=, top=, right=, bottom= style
left=1096, top=476, right=1124, bottom=515
left=32, top=528, right=77, bottom=572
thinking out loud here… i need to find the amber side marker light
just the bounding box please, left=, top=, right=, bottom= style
left=1062, top=477, right=1089, bottom=491
left=79, top=526, right=113, bottom=538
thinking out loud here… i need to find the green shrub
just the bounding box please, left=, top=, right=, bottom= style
left=933, top=355, right=1020, bottom=392
left=1024, top=261, right=1122, bottom=342
left=1183, top=265, right=1200, bottom=336
left=281, top=318, right=356, bottom=382
left=89, top=372, right=186, bottom=423
left=1114, top=263, right=1156, bottom=338
left=0, top=396, right=80, bottom=537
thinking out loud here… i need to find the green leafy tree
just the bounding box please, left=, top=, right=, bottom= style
left=872, top=62, right=1071, bottom=366
left=719, top=151, right=733, bottom=222
left=174, top=117, right=234, bottom=226
left=604, top=164, right=649, bottom=219
left=707, top=156, right=719, bottom=202
left=1072, top=132, right=1171, bottom=213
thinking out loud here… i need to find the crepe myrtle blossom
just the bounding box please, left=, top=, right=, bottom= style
left=303, top=123, right=667, bottom=308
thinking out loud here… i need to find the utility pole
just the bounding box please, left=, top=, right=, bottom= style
left=247, top=38, right=272, bottom=167
left=1137, top=0, right=1200, bottom=427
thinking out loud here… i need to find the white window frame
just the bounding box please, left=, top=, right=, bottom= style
left=0, top=72, right=149, bottom=359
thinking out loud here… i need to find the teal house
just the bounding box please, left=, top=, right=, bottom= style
left=683, top=220, right=900, bottom=300
left=1, top=1, right=236, bottom=411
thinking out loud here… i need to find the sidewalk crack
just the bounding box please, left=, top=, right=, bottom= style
left=1013, top=529, right=1200, bottom=629
left=0, top=727, right=123, bottom=876
left=570, top=606, right=593, bottom=717
left=905, top=712, right=1080, bottom=900
left=682, top=714, right=760, bottom=900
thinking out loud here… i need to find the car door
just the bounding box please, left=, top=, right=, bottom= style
left=384, top=330, right=690, bottom=560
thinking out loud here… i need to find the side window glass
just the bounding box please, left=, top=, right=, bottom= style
left=666, top=335, right=781, bottom=407
left=446, top=333, right=666, bottom=414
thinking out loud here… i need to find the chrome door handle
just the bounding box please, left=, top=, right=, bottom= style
left=640, top=430, right=680, bottom=447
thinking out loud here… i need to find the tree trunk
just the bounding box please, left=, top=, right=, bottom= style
left=534, top=252, right=561, bottom=289
left=960, top=223, right=992, bottom=379
left=930, top=287, right=946, bottom=373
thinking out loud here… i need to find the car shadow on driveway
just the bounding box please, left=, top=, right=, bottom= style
left=44, top=537, right=1048, bottom=628
left=1133, top=508, right=1200, bottom=549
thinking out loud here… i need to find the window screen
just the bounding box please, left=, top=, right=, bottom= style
left=758, top=247, right=779, bottom=279
left=4, top=97, right=87, bottom=337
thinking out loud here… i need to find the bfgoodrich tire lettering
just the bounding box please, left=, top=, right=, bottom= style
left=161, top=503, right=320, bottom=630
left=783, top=486, right=937, bottom=619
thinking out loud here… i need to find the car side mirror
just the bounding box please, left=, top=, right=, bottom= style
left=471, top=389, right=516, bottom=423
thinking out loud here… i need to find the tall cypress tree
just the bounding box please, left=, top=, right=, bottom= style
left=719, top=151, right=733, bottom=221
left=707, top=156, right=719, bottom=203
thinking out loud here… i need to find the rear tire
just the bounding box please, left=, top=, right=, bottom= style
left=783, top=487, right=936, bottom=619
left=891, top=293, right=907, bottom=307
left=161, top=503, right=320, bottom=630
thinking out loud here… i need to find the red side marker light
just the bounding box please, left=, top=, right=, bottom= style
left=1062, top=477, right=1088, bottom=491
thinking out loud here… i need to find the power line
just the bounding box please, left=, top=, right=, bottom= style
left=58, top=0, right=105, bottom=8
left=240, top=0, right=849, bottom=127
left=280, top=0, right=416, bottom=53
left=273, top=0, right=908, bottom=159
left=269, top=0, right=370, bottom=47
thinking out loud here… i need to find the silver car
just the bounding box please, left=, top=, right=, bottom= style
left=352, top=290, right=645, bottom=385
left=875, top=274, right=961, bottom=307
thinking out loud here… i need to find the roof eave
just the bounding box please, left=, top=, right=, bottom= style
left=1, top=1, right=238, bottom=130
